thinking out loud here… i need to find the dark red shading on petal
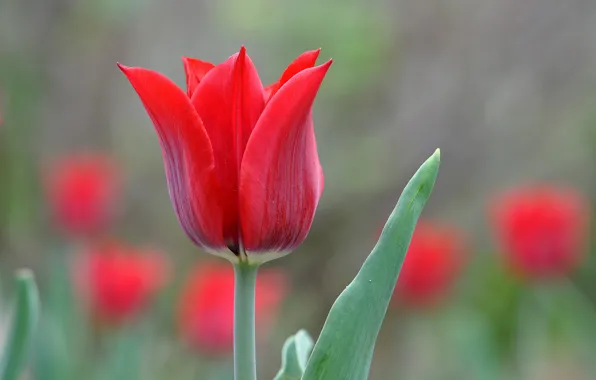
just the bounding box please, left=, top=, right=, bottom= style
left=264, top=49, right=321, bottom=101
left=190, top=47, right=265, bottom=251
left=177, top=262, right=286, bottom=355
left=73, top=242, right=168, bottom=324
left=490, top=186, right=589, bottom=280
left=395, top=222, right=466, bottom=308
left=182, top=57, right=215, bottom=98
left=118, top=64, right=224, bottom=250
left=44, top=153, right=120, bottom=237
left=239, top=60, right=331, bottom=253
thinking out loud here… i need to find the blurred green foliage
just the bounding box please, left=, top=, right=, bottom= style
left=219, top=0, right=394, bottom=96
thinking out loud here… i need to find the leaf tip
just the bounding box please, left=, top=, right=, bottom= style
left=14, top=269, right=34, bottom=284
left=423, top=148, right=441, bottom=175
left=429, top=148, right=441, bottom=167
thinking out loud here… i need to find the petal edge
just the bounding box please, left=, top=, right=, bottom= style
left=265, top=49, right=321, bottom=101
left=182, top=57, right=215, bottom=98
left=240, top=60, right=332, bottom=254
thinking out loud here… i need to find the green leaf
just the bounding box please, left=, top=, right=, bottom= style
left=273, top=329, right=314, bottom=380
left=302, top=149, right=441, bottom=380
left=0, top=269, right=40, bottom=380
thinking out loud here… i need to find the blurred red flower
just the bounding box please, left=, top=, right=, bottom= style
left=491, top=186, right=590, bottom=280
left=74, top=242, right=167, bottom=324
left=395, top=221, right=466, bottom=307
left=177, top=262, right=286, bottom=354
left=45, top=154, right=120, bottom=238
left=119, top=48, right=331, bottom=263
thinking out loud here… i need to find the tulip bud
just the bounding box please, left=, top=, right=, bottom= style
left=73, top=242, right=167, bottom=324
left=45, top=154, right=120, bottom=238
left=490, top=186, right=590, bottom=280
left=395, top=221, right=466, bottom=308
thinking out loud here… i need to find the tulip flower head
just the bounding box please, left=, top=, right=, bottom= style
left=119, top=48, right=331, bottom=264
left=177, top=262, right=286, bottom=354
left=45, top=154, right=120, bottom=238
left=491, top=186, right=590, bottom=280
left=74, top=242, right=167, bottom=324
left=395, top=221, right=466, bottom=307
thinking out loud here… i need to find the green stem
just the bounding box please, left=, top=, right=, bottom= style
left=233, top=262, right=259, bottom=380
left=0, top=270, right=40, bottom=380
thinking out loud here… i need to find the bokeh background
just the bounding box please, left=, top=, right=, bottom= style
left=2, top=0, right=596, bottom=379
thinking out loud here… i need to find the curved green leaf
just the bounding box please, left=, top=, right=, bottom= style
left=273, top=330, right=314, bottom=380
left=302, top=149, right=441, bottom=380
left=0, top=269, right=40, bottom=380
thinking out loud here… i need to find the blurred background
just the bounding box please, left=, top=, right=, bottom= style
left=2, top=0, right=596, bottom=379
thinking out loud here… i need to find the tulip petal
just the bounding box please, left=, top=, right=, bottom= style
left=264, top=49, right=321, bottom=101
left=182, top=57, right=215, bottom=98
left=118, top=64, right=225, bottom=250
left=191, top=47, right=265, bottom=252
left=240, top=60, right=332, bottom=254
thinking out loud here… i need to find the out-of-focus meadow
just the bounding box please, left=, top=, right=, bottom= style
left=2, top=0, right=596, bottom=379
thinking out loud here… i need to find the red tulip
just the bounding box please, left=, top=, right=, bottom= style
left=491, top=186, right=590, bottom=279
left=45, top=154, right=120, bottom=237
left=118, top=48, right=331, bottom=263
left=73, top=242, right=167, bottom=324
left=395, top=221, right=466, bottom=307
left=177, top=262, right=286, bottom=354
